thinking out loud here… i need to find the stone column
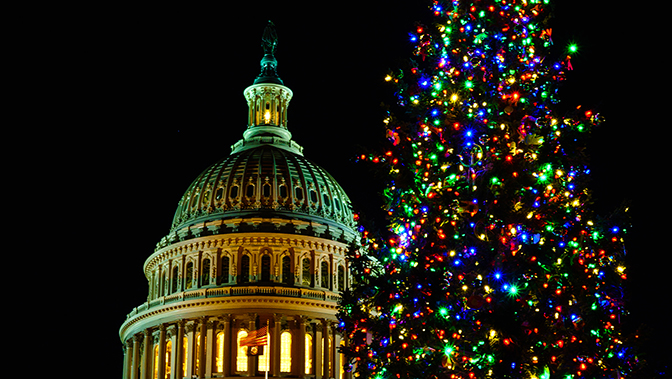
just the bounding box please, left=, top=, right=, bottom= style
left=333, top=324, right=342, bottom=379
left=205, top=318, right=216, bottom=378
left=131, top=334, right=141, bottom=379
left=198, top=318, right=207, bottom=378
left=185, top=323, right=196, bottom=378
left=172, top=321, right=185, bottom=379
left=142, top=329, right=152, bottom=379
left=220, top=314, right=232, bottom=376
left=322, top=320, right=331, bottom=379
left=313, top=321, right=323, bottom=379
left=295, top=316, right=308, bottom=377
left=157, top=325, right=167, bottom=379
left=123, top=340, right=132, bottom=379
left=166, top=325, right=176, bottom=379
left=271, top=313, right=282, bottom=376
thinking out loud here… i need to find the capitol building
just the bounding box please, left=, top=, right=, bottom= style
left=119, top=23, right=358, bottom=379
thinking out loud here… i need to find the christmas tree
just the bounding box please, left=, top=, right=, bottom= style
left=338, top=1, right=642, bottom=378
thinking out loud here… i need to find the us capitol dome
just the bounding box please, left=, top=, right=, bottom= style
left=120, top=22, right=358, bottom=379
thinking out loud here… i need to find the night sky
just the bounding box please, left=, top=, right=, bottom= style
left=51, top=0, right=666, bottom=373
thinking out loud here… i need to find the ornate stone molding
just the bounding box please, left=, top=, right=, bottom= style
left=120, top=293, right=339, bottom=342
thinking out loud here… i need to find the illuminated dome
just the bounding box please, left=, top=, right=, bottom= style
left=120, top=22, right=357, bottom=379
left=167, top=144, right=357, bottom=246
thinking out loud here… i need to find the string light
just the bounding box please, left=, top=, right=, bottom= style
left=340, top=1, right=637, bottom=378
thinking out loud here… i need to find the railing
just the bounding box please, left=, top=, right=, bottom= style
left=125, top=285, right=341, bottom=320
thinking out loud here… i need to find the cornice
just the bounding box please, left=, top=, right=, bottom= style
left=119, top=292, right=339, bottom=342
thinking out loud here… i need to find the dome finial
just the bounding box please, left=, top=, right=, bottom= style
left=255, top=20, right=283, bottom=85
left=261, top=20, right=278, bottom=56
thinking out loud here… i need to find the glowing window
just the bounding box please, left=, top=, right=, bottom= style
left=305, top=334, right=313, bottom=374
left=236, top=331, right=248, bottom=372
left=165, top=340, right=172, bottom=379
left=216, top=332, right=224, bottom=373
left=153, top=345, right=159, bottom=379
left=182, top=336, right=188, bottom=375
left=280, top=331, right=292, bottom=372
left=339, top=339, right=345, bottom=379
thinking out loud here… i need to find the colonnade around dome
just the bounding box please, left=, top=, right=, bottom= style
left=121, top=313, right=348, bottom=379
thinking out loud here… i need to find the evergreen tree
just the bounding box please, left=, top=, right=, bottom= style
left=338, top=1, right=642, bottom=378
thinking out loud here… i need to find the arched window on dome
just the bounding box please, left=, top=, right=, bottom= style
left=236, top=330, right=249, bottom=373
left=280, top=331, right=292, bottom=372
left=221, top=256, right=230, bottom=284
left=171, top=266, right=179, bottom=294
left=240, top=255, right=250, bottom=283
left=246, top=183, right=255, bottom=198
left=279, top=184, right=288, bottom=199
left=201, top=189, right=210, bottom=206
left=262, top=182, right=271, bottom=198
left=230, top=185, right=239, bottom=200
left=190, top=191, right=200, bottom=209
left=260, top=253, right=271, bottom=282
left=295, top=187, right=304, bottom=201
left=302, top=257, right=311, bottom=286
left=320, top=260, right=329, bottom=289
left=215, top=187, right=224, bottom=203
left=338, top=265, right=345, bottom=292
left=185, top=262, right=194, bottom=290
left=323, top=193, right=331, bottom=208
left=282, top=255, right=292, bottom=285
left=201, top=258, right=211, bottom=286
left=309, top=189, right=318, bottom=204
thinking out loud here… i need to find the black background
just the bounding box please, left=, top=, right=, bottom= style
left=32, top=0, right=666, bottom=374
